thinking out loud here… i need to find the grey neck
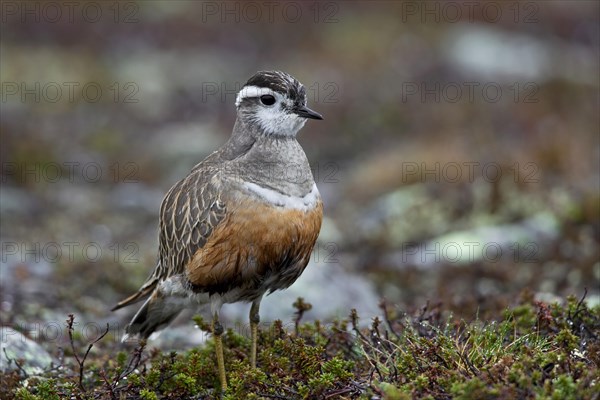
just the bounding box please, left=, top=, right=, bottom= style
left=220, top=119, right=315, bottom=196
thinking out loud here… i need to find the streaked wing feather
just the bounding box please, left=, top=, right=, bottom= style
left=159, top=168, right=227, bottom=278
left=113, top=165, right=226, bottom=309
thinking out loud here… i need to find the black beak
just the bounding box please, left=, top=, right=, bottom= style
left=294, top=105, right=323, bottom=120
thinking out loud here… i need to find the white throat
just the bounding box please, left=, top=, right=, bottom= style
left=252, top=107, right=306, bottom=137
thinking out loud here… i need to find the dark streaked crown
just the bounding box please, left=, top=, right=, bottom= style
left=244, top=70, right=307, bottom=105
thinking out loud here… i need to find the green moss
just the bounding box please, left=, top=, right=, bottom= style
left=14, top=388, right=38, bottom=400
left=379, top=382, right=412, bottom=400
left=14, top=379, right=61, bottom=400
left=321, top=356, right=354, bottom=380
left=556, top=328, right=579, bottom=354
left=549, top=375, right=577, bottom=400
left=126, top=373, right=141, bottom=386
left=116, top=351, right=127, bottom=368
left=450, top=378, right=493, bottom=399
left=139, top=389, right=159, bottom=400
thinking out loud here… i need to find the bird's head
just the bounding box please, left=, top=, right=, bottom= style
left=235, top=71, right=323, bottom=137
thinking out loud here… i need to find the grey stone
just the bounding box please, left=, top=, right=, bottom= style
left=0, top=327, right=56, bottom=375
left=387, top=212, right=561, bottom=269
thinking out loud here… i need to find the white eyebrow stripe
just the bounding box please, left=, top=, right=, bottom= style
left=235, top=86, right=276, bottom=107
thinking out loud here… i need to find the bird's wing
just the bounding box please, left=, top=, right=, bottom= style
left=112, top=165, right=226, bottom=311
left=158, top=167, right=227, bottom=279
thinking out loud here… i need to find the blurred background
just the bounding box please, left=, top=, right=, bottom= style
left=1, top=1, right=599, bottom=351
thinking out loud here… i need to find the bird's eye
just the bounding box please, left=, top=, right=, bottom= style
left=260, top=95, right=276, bottom=106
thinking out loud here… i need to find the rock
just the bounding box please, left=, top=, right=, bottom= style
left=385, top=212, right=561, bottom=269
left=356, top=184, right=453, bottom=248
left=534, top=292, right=564, bottom=305
left=444, top=25, right=598, bottom=85
left=146, top=323, right=208, bottom=351
left=0, top=327, right=56, bottom=375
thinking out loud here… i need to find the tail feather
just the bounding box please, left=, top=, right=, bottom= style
left=122, top=293, right=184, bottom=340
left=111, top=286, right=154, bottom=311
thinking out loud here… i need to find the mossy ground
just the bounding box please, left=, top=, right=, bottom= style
left=3, top=293, right=598, bottom=399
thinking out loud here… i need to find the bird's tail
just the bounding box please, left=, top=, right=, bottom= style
left=111, top=284, right=154, bottom=312
left=120, top=292, right=184, bottom=341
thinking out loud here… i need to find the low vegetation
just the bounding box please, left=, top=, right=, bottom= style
left=3, top=292, right=598, bottom=399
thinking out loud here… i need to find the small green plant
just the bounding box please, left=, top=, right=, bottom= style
left=139, top=388, right=159, bottom=400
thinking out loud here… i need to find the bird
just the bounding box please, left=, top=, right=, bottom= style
left=112, top=70, right=324, bottom=391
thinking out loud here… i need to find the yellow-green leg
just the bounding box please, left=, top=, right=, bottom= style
left=213, top=315, right=227, bottom=391
left=249, top=299, right=261, bottom=368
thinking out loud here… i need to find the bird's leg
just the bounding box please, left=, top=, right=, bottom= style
left=212, top=313, right=227, bottom=391
left=249, top=298, right=261, bottom=368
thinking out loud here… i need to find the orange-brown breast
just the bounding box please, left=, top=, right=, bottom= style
left=185, top=196, right=323, bottom=297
